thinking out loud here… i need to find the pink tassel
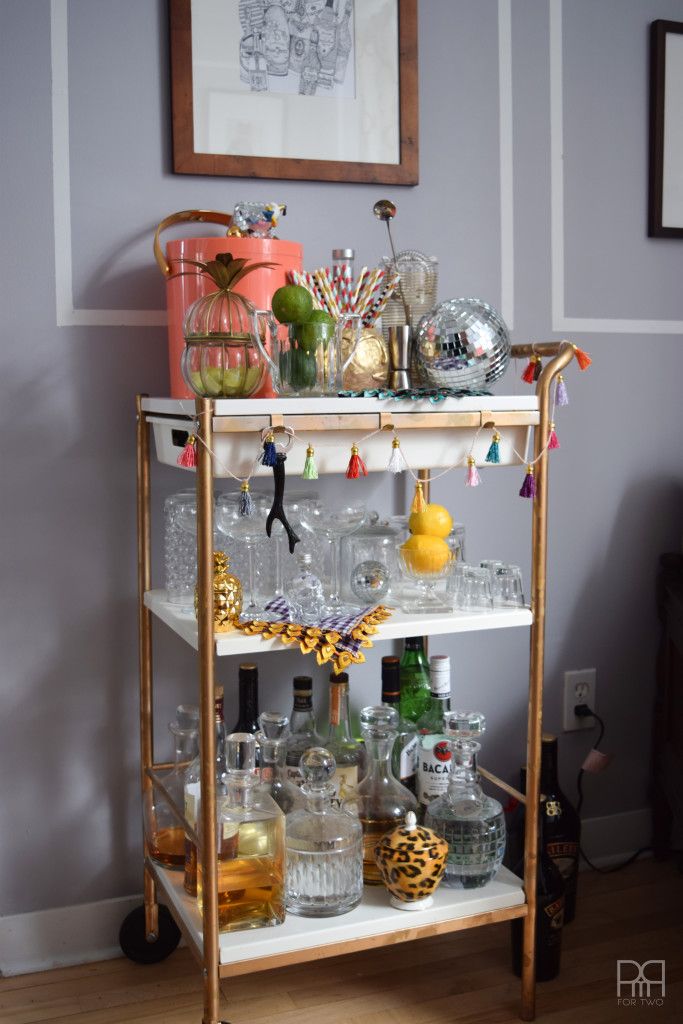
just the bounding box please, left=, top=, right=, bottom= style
left=548, top=423, right=560, bottom=450
left=465, top=455, right=481, bottom=487
left=177, top=434, right=197, bottom=468
left=519, top=465, right=536, bottom=499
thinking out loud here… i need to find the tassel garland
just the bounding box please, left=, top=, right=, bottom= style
left=548, top=422, right=560, bottom=450
left=411, top=481, right=427, bottom=514
left=521, top=356, right=540, bottom=384
left=261, top=431, right=277, bottom=467
left=177, top=434, right=197, bottom=468
left=465, top=455, right=481, bottom=487
left=485, top=430, right=501, bottom=464
left=239, top=480, right=255, bottom=517
left=555, top=374, right=569, bottom=406
left=346, top=444, right=368, bottom=479
left=302, top=444, right=318, bottom=480
left=387, top=436, right=406, bottom=474
left=572, top=344, right=592, bottom=371
left=519, top=465, right=536, bottom=499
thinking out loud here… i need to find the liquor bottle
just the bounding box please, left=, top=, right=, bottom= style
left=256, top=712, right=305, bottom=815
left=425, top=711, right=506, bottom=888
left=539, top=734, right=581, bottom=923
left=285, top=747, right=363, bottom=917
left=285, top=675, right=323, bottom=785
left=198, top=733, right=286, bottom=933
left=230, top=663, right=260, bottom=734
left=145, top=704, right=199, bottom=869
left=334, top=0, right=352, bottom=83
left=415, top=655, right=452, bottom=814
left=323, top=671, right=364, bottom=805
left=511, top=798, right=565, bottom=982
left=183, top=688, right=228, bottom=896
left=381, top=655, right=418, bottom=794
left=399, top=636, right=431, bottom=723
left=353, top=705, right=418, bottom=884
left=299, top=28, right=321, bottom=95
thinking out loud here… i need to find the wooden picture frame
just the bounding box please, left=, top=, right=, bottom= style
left=649, top=19, right=683, bottom=237
left=169, top=0, right=418, bottom=185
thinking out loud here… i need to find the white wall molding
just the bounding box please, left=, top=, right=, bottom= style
left=550, top=0, right=683, bottom=335
left=498, top=0, right=514, bottom=329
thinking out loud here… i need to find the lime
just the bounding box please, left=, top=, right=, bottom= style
left=272, top=285, right=314, bottom=324
left=307, top=309, right=336, bottom=327
left=300, top=320, right=334, bottom=354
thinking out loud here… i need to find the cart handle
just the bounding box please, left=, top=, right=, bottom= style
left=153, top=209, right=233, bottom=278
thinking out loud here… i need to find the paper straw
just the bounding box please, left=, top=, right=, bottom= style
left=352, top=267, right=369, bottom=309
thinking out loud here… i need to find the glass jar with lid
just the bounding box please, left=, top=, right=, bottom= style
left=341, top=520, right=402, bottom=602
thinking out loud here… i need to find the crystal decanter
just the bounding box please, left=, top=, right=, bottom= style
left=285, top=551, right=324, bottom=625
left=256, top=712, right=306, bottom=815
left=285, top=747, right=363, bottom=917
left=144, top=704, right=199, bottom=870
left=424, top=711, right=506, bottom=888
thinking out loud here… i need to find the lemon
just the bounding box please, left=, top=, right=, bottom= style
left=408, top=503, right=453, bottom=539
left=272, top=284, right=314, bottom=324
left=401, top=534, right=452, bottom=574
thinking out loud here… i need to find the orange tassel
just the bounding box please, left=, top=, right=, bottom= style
left=410, top=481, right=426, bottom=513
left=346, top=444, right=367, bottom=479
left=572, top=344, right=592, bottom=370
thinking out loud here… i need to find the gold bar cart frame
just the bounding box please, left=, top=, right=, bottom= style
left=135, top=340, right=577, bottom=1023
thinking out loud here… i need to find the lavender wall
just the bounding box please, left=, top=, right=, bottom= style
left=0, top=0, right=681, bottom=917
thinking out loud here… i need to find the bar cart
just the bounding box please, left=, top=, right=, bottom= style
left=125, top=341, right=579, bottom=1023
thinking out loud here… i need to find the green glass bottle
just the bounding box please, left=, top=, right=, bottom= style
left=399, top=637, right=431, bottom=723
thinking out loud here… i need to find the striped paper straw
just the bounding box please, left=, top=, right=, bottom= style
left=352, top=267, right=369, bottom=309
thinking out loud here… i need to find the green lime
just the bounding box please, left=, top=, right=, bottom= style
left=300, top=320, right=334, bottom=354
left=307, top=309, right=336, bottom=327
left=271, top=285, right=314, bottom=324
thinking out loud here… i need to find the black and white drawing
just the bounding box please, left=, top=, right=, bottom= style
left=238, top=0, right=355, bottom=97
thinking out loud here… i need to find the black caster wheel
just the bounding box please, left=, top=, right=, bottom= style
left=119, top=904, right=181, bottom=964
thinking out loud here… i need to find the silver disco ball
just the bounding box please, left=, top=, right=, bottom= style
left=414, top=298, right=511, bottom=391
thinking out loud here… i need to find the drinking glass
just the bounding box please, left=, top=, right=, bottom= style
left=215, top=493, right=273, bottom=619
left=298, top=502, right=367, bottom=615
left=397, top=547, right=454, bottom=613
left=451, top=565, right=493, bottom=612
left=164, top=491, right=199, bottom=608
left=490, top=564, right=525, bottom=608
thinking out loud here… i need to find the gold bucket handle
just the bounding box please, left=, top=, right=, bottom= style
left=153, top=209, right=234, bottom=277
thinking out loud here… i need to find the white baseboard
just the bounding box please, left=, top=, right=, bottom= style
left=0, top=807, right=653, bottom=978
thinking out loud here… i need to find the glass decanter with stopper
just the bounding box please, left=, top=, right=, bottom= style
left=425, top=711, right=506, bottom=888
left=183, top=687, right=228, bottom=896
left=197, top=733, right=286, bottom=933
left=285, top=552, right=325, bottom=625
left=144, top=704, right=199, bottom=869
left=285, top=747, right=363, bottom=917
left=285, top=675, right=323, bottom=785
left=351, top=705, right=418, bottom=884
left=256, top=712, right=306, bottom=815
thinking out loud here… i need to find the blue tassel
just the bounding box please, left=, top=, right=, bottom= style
left=239, top=482, right=255, bottom=516
left=485, top=431, right=501, bottom=464
left=261, top=432, right=277, bottom=467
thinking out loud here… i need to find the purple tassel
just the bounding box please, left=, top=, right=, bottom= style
left=555, top=375, right=569, bottom=407
left=519, top=465, right=536, bottom=499
left=261, top=433, right=277, bottom=467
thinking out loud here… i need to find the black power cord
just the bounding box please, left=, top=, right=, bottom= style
left=573, top=703, right=651, bottom=873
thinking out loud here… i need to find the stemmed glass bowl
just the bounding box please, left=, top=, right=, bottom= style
left=297, top=502, right=367, bottom=615
left=215, top=492, right=273, bottom=619
left=398, top=546, right=454, bottom=613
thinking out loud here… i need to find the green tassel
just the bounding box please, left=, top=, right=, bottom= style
left=302, top=445, right=318, bottom=480
left=485, top=431, right=501, bottom=464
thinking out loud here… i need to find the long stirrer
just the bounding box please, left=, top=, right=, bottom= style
left=373, top=198, right=411, bottom=325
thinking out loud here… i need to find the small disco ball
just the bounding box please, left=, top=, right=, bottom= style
left=350, top=560, right=390, bottom=602
left=414, top=297, right=511, bottom=391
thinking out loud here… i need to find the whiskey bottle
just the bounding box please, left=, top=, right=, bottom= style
left=353, top=705, right=418, bottom=884
left=145, top=704, right=199, bottom=869
left=381, top=655, right=418, bottom=794
left=285, top=675, right=323, bottom=785
left=285, top=747, right=363, bottom=917
left=198, top=733, right=286, bottom=933
left=399, top=636, right=431, bottom=723
left=230, top=663, right=260, bottom=735
left=415, top=655, right=452, bottom=814
left=256, top=712, right=305, bottom=815
left=539, top=733, right=580, bottom=923
left=323, top=671, right=364, bottom=805
left=183, top=687, right=228, bottom=896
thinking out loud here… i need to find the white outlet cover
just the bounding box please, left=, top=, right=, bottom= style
left=563, top=668, right=597, bottom=731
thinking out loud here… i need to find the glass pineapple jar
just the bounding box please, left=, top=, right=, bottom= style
left=285, top=747, right=363, bottom=917
left=197, top=733, right=286, bottom=933
left=425, top=711, right=506, bottom=888
left=349, top=705, right=418, bottom=885
left=256, top=712, right=306, bottom=815
left=144, top=704, right=199, bottom=870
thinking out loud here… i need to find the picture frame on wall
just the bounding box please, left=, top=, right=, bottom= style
left=169, top=0, right=418, bottom=185
left=648, top=19, right=683, bottom=237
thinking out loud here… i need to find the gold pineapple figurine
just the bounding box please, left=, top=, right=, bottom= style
left=194, top=551, right=243, bottom=631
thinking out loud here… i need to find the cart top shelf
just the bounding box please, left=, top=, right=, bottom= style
left=142, top=394, right=539, bottom=418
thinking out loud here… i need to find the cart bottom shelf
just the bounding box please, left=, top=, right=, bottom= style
left=147, top=858, right=527, bottom=977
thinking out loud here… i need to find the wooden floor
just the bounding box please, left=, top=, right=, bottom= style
left=2, top=859, right=681, bottom=1024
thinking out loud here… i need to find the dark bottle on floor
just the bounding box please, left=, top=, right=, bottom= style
left=539, top=733, right=580, bottom=923
left=511, top=798, right=565, bottom=982
left=231, top=663, right=260, bottom=734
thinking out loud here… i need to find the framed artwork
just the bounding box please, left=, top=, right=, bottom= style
left=649, top=19, right=683, bottom=237
left=169, top=0, right=418, bottom=185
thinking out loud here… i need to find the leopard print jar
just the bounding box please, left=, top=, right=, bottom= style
left=374, top=811, right=449, bottom=909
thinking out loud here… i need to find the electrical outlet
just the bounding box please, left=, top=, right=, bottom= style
left=563, top=668, right=597, bottom=731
